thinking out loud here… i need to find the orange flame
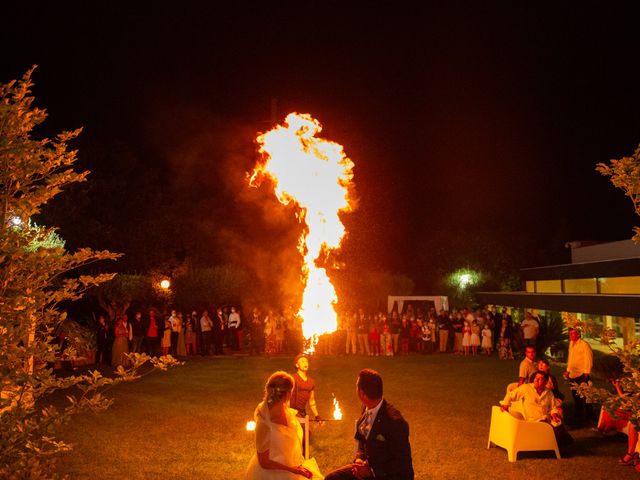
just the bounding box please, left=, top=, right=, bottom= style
left=332, top=396, right=343, bottom=420
left=251, top=113, right=354, bottom=349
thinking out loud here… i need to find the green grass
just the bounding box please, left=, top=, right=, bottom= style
left=57, top=354, right=635, bottom=479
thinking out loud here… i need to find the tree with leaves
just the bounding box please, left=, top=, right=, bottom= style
left=565, top=147, right=640, bottom=433
left=0, top=69, right=178, bottom=479
left=597, top=144, right=640, bottom=241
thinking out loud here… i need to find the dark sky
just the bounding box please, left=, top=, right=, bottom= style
left=3, top=3, right=640, bottom=288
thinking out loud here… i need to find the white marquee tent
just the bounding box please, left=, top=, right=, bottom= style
left=387, top=295, right=449, bottom=315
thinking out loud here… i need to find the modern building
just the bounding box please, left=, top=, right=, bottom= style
left=477, top=239, right=640, bottom=348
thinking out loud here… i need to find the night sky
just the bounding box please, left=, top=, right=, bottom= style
left=3, top=3, right=640, bottom=291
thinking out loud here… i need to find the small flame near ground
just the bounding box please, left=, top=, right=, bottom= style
left=250, top=113, right=355, bottom=352
left=332, top=396, right=343, bottom=420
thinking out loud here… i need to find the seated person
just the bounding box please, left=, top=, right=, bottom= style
left=500, top=370, right=573, bottom=447
left=596, top=379, right=638, bottom=468
left=528, top=358, right=564, bottom=402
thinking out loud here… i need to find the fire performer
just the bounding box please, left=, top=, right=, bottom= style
left=291, top=354, right=322, bottom=422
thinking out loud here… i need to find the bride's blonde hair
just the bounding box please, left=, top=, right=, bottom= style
left=264, top=371, right=294, bottom=408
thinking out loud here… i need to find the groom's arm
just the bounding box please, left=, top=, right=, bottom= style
left=354, top=437, right=366, bottom=462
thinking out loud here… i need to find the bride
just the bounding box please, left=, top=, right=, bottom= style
left=246, top=371, right=324, bottom=479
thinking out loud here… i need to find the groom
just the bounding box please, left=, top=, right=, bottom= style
left=325, top=369, right=414, bottom=480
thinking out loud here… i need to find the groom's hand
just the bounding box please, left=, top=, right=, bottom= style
left=351, top=459, right=373, bottom=479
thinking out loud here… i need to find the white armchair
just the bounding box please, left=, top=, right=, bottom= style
left=487, top=405, right=561, bottom=462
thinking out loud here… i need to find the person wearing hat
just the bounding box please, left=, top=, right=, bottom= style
left=290, top=354, right=321, bottom=421
left=562, top=326, right=593, bottom=427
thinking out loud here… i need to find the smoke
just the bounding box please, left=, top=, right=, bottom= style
left=145, top=102, right=309, bottom=310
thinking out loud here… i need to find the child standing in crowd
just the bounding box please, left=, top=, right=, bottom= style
left=462, top=320, right=471, bottom=356
left=420, top=320, right=430, bottom=354
left=481, top=323, right=493, bottom=356
left=470, top=319, right=481, bottom=355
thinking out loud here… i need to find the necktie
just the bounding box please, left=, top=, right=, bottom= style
left=360, top=410, right=373, bottom=438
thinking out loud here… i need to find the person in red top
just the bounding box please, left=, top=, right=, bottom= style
left=144, top=309, right=160, bottom=356
left=290, top=354, right=321, bottom=421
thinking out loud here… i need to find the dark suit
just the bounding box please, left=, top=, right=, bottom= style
left=326, top=400, right=414, bottom=480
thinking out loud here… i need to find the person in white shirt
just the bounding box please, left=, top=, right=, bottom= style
left=200, top=310, right=213, bottom=355
left=500, top=371, right=573, bottom=447
left=518, top=346, right=537, bottom=386
left=562, top=327, right=594, bottom=426
left=228, top=306, right=241, bottom=351
left=520, top=312, right=540, bottom=347
left=501, top=371, right=561, bottom=423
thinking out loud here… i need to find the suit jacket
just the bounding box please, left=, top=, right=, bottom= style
left=354, top=400, right=414, bottom=479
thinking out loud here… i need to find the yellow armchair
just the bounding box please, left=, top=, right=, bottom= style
left=487, top=405, right=561, bottom=462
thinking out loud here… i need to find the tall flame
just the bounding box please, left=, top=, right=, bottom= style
left=251, top=113, right=354, bottom=348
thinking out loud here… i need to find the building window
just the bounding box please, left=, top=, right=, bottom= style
left=599, top=276, right=640, bottom=295
left=535, top=280, right=562, bottom=293
left=526, top=281, right=535, bottom=292
left=564, top=278, right=598, bottom=294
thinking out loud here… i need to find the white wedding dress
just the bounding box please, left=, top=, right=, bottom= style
left=245, top=402, right=324, bottom=479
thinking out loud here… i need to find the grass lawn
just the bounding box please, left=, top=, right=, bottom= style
left=57, top=353, right=635, bottom=479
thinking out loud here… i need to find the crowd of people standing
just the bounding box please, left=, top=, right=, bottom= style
left=95, top=305, right=251, bottom=368
left=313, top=305, right=540, bottom=360
left=94, top=302, right=543, bottom=368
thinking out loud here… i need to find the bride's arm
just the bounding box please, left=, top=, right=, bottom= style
left=257, top=450, right=311, bottom=478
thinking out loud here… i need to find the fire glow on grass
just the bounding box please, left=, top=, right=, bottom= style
left=251, top=113, right=355, bottom=350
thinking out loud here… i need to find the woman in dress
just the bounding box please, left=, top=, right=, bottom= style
left=461, top=320, right=471, bottom=356
left=245, top=371, right=323, bottom=479
left=184, top=314, right=196, bottom=355
left=111, top=316, right=130, bottom=368
left=176, top=312, right=187, bottom=356
left=469, top=319, right=481, bottom=355
left=369, top=320, right=380, bottom=356
left=161, top=318, right=172, bottom=356
left=498, top=317, right=514, bottom=360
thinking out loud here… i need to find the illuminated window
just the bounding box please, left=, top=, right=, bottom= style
left=564, top=278, right=597, bottom=294
left=535, top=280, right=562, bottom=293
left=526, top=281, right=535, bottom=292
left=599, top=276, right=640, bottom=294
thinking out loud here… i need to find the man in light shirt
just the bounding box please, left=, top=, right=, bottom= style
left=520, top=312, right=540, bottom=347
left=562, top=327, right=593, bottom=427
left=518, top=346, right=538, bottom=386
left=500, top=371, right=573, bottom=447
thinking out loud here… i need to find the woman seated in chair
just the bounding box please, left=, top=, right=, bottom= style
left=500, top=370, right=573, bottom=447
left=597, top=379, right=638, bottom=469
